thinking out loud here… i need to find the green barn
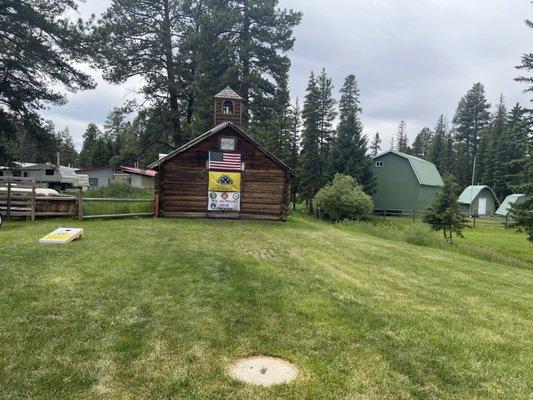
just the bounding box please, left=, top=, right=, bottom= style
left=457, top=185, right=498, bottom=216
left=372, top=150, right=444, bottom=214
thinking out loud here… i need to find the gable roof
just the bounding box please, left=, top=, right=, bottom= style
left=495, top=193, right=526, bottom=216
left=148, top=121, right=295, bottom=175
left=214, top=86, right=242, bottom=100
left=374, top=150, right=444, bottom=187
left=458, top=185, right=498, bottom=205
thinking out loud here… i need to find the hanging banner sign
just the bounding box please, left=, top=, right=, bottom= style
left=208, top=191, right=241, bottom=211
left=208, top=171, right=241, bottom=192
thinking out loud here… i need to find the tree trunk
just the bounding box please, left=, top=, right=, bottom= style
left=162, top=0, right=182, bottom=145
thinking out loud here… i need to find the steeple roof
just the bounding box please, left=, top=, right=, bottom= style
left=214, top=86, right=242, bottom=100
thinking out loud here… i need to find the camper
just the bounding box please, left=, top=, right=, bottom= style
left=8, top=162, right=89, bottom=190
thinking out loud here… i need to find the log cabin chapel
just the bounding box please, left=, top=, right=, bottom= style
left=148, top=87, right=295, bottom=221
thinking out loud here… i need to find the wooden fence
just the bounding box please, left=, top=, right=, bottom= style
left=0, top=176, right=158, bottom=221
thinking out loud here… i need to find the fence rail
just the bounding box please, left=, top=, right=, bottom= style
left=1, top=176, right=157, bottom=222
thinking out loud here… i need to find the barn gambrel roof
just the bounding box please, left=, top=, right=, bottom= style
left=148, top=121, right=295, bottom=175
left=374, top=150, right=444, bottom=187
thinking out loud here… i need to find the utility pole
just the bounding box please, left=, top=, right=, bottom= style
left=469, top=156, right=476, bottom=216
left=56, top=152, right=60, bottom=166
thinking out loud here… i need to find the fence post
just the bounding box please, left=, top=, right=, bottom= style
left=472, top=215, right=476, bottom=228
left=6, top=176, right=11, bottom=221
left=77, top=190, right=84, bottom=221
left=30, top=178, right=36, bottom=222
left=505, top=216, right=508, bottom=229
left=412, top=209, right=416, bottom=222
left=382, top=209, right=386, bottom=221
left=152, top=193, right=159, bottom=218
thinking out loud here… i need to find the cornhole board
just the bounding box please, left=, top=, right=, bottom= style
left=39, top=228, right=84, bottom=244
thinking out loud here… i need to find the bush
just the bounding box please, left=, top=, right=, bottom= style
left=314, top=174, right=373, bottom=221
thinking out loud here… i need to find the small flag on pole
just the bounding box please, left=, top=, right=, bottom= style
left=208, top=151, right=242, bottom=171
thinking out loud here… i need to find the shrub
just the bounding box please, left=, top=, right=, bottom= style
left=314, top=174, right=373, bottom=221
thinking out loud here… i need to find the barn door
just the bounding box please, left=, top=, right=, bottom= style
left=478, top=197, right=487, bottom=215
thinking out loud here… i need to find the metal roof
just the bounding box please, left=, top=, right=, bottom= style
left=495, top=193, right=526, bottom=216
left=374, top=150, right=444, bottom=187
left=118, top=165, right=157, bottom=177
left=214, top=86, right=242, bottom=100
left=148, top=121, right=295, bottom=175
left=457, top=185, right=498, bottom=204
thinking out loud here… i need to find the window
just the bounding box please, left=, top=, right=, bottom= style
left=45, top=169, right=54, bottom=176
left=222, top=100, right=234, bottom=115
left=13, top=171, right=21, bottom=177
left=220, top=137, right=236, bottom=151
left=23, top=172, right=28, bottom=177
left=89, top=177, right=99, bottom=187
left=375, top=161, right=383, bottom=167
left=0, top=171, right=3, bottom=176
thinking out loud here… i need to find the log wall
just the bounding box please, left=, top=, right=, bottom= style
left=157, top=126, right=291, bottom=221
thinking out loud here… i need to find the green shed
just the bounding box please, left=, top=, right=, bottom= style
left=495, top=194, right=526, bottom=217
left=457, top=185, right=498, bottom=216
left=372, top=150, right=444, bottom=214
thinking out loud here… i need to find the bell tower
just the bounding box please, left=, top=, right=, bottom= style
left=213, top=86, right=243, bottom=127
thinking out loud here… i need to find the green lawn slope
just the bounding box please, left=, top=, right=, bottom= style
left=0, top=217, right=531, bottom=399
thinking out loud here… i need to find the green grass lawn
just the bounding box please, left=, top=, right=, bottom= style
left=0, top=217, right=531, bottom=399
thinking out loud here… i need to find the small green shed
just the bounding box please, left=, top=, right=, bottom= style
left=457, top=185, right=498, bottom=216
left=372, top=150, right=444, bottom=214
left=495, top=194, right=526, bottom=217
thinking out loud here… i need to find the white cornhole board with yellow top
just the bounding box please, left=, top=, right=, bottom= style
left=39, top=227, right=84, bottom=244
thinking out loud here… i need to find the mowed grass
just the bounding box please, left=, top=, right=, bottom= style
left=0, top=217, right=531, bottom=399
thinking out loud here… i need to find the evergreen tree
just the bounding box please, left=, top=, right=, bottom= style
left=56, top=128, right=78, bottom=166
left=288, top=99, right=301, bottom=209
left=395, top=120, right=409, bottom=153
left=515, top=4, right=533, bottom=98
left=0, top=0, right=94, bottom=118
left=509, top=154, right=533, bottom=241
left=227, top=0, right=302, bottom=128
left=330, top=74, right=375, bottom=194
left=316, top=68, right=337, bottom=181
left=370, top=132, right=381, bottom=157
left=298, top=72, right=321, bottom=213
left=79, top=123, right=101, bottom=167
left=411, top=127, right=432, bottom=159
left=479, top=96, right=509, bottom=200
left=428, top=115, right=447, bottom=173
left=423, top=174, right=467, bottom=243
left=452, top=83, right=491, bottom=187
left=506, top=104, right=531, bottom=193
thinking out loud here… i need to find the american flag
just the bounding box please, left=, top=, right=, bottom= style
left=208, top=151, right=242, bottom=171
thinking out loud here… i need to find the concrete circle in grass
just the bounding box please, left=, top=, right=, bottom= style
left=229, top=356, right=298, bottom=386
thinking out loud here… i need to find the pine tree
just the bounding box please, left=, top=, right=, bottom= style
left=288, top=99, right=301, bottom=209
left=330, top=74, right=375, bottom=194
left=56, top=128, right=78, bottom=167
left=479, top=96, right=509, bottom=200
left=79, top=123, right=102, bottom=167
left=395, top=120, right=409, bottom=153
left=509, top=153, right=533, bottom=241
left=370, top=132, right=382, bottom=157
left=452, top=83, right=491, bottom=187
left=299, top=72, right=321, bottom=213
left=428, top=115, right=447, bottom=173
left=423, top=174, right=467, bottom=242
left=316, top=68, right=337, bottom=182
left=0, top=0, right=94, bottom=117
left=515, top=4, right=533, bottom=97
left=506, top=104, right=531, bottom=193
left=411, top=127, right=432, bottom=159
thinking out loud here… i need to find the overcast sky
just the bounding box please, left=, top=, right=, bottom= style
left=41, top=0, right=533, bottom=151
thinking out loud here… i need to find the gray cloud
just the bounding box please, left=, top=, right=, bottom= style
left=41, top=0, right=532, bottom=150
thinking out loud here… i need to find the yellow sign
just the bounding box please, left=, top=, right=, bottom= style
left=208, top=171, right=241, bottom=192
